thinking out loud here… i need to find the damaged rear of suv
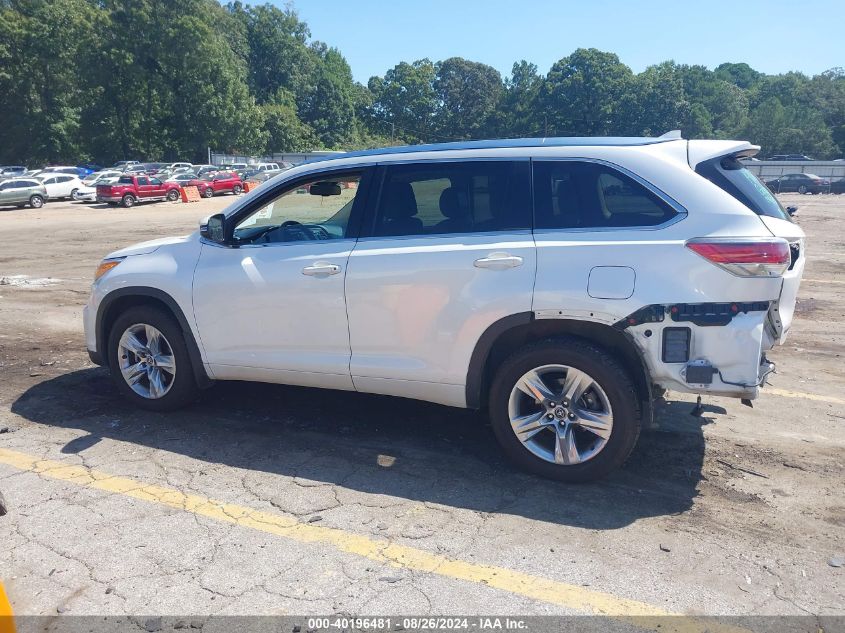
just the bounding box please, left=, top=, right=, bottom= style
left=83, top=132, right=804, bottom=482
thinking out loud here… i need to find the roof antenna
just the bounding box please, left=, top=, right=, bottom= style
left=658, top=130, right=683, bottom=140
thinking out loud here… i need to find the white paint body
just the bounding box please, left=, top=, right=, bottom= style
left=38, top=174, right=83, bottom=199
left=83, top=138, right=805, bottom=408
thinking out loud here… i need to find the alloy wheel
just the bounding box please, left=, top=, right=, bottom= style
left=507, top=364, right=613, bottom=466
left=117, top=323, right=176, bottom=399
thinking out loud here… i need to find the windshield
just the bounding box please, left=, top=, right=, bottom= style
left=696, top=156, right=791, bottom=222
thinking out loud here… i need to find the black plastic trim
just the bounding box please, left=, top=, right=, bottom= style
left=95, top=287, right=212, bottom=388
left=616, top=302, right=769, bottom=329
left=464, top=312, right=534, bottom=409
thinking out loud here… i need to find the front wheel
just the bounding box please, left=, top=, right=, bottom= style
left=166, top=189, right=180, bottom=202
left=798, top=184, right=808, bottom=194
left=29, top=195, right=44, bottom=208
left=70, top=188, right=79, bottom=200
left=488, top=338, right=641, bottom=482
left=107, top=306, right=198, bottom=411
left=202, top=187, right=214, bottom=198
left=121, top=194, right=136, bottom=208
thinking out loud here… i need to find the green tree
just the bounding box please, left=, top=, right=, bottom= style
left=367, top=59, right=438, bottom=143
left=433, top=57, right=502, bottom=140
left=540, top=48, right=634, bottom=135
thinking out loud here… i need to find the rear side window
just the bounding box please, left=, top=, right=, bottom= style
left=118, top=176, right=133, bottom=184
left=372, top=161, right=530, bottom=237
left=534, top=161, right=678, bottom=230
left=696, top=156, right=791, bottom=222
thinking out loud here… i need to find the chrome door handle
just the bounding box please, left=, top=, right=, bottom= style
left=474, top=252, right=523, bottom=270
left=302, top=261, right=341, bottom=276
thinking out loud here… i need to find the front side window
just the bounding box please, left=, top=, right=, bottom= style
left=137, top=176, right=149, bottom=186
left=372, top=161, right=530, bottom=237
left=233, top=173, right=361, bottom=245
left=534, top=161, right=678, bottom=230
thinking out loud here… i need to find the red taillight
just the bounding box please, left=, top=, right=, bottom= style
left=686, top=239, right=790, bottom=277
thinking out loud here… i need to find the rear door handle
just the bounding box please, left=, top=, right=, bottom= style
left=302, top=261, right=341, bottom=276
left=474, top=252, right=524, bottom=270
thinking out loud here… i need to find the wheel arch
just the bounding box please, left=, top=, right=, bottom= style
left=466, top=313, right=654, bottom=423
left=95, top=287, right=212, bottom=388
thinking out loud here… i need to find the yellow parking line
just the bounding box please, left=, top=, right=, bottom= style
left=0, top=581, right=15, bottom=633
left=767, top=387, right=845, bottom=406
left=0, top=447, right=749, bottom=633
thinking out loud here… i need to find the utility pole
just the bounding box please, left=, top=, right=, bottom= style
left=544, top=115, right=548, bottom=138
left=390, top=122, right=395, bottom=143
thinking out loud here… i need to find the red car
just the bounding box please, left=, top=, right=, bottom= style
left=188, top=171, right=244, bottom=198
left=96, top=175, right=182, bottom=207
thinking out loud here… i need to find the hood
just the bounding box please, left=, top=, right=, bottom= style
left=107, top=234, right=192, bottom=259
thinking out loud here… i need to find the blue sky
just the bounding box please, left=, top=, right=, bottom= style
left=286, top=0, right=844, bottom=83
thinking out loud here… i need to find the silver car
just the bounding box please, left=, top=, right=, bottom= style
left=0, top=178, right=48, bottom=208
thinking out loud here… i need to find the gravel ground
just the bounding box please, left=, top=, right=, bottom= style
left=0, top=193, right=842, bottom=623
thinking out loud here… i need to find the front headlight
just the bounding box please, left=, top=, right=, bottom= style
left=94, top=258, right=124, bottom=281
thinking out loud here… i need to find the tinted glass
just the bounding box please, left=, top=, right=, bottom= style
left=118, top=176, right=133, bottom=184
left=372, top=161, right=530, bottom=237
left=534, top=161, right=677, bottom=229
left=136, top=177, right=149, bottom=185
left=696, top=156, right=790, bottom=221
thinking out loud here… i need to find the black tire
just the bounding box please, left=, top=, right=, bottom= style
left=107, top=305, right=198, bottom=411
left=487, top=337, right=641, bottom=482
left=232, top=184, right=242, bottom=195
left=166, top=189, right=180, bottom=202
left=798, top=184, right=807, bottom=194
left=202, top=186, right=214, bottom=198
left=70, top=188, right=79, bottom=200
left=121, top=194, right=136, bottom=208
left=29, top=195, right=44, bottom=208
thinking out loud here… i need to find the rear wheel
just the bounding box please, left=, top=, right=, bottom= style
left=166, top=189, right=180, bottom=202
left=798, top=184, right=808, bottom=194
left=232, top=184, right=242, bottom=195
left=202, top=186, right=214, bottom=198
left=29, top=195, right=44, bottom=208
left=108, top=306, right=198, bottom=411
left=121, top=194, right=136, bottom=208
left=488, top=338, right=641, bottom=482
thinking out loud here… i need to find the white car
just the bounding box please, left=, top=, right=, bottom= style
left=83, top=170, right=123, bottom=187
left=36, top=173, right=84, bottom=200
left=168, top=162, right=193, bottom=171
left=165, top=173, right=198, bottom=186
left=83, top=133, right=804, bottom=481
left=75, top=173, right=121, bottom=201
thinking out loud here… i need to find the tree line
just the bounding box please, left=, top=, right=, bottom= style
left=1, top=0, right=843, bottom=165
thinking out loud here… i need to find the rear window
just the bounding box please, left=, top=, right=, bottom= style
left=697, top=156, right=791, bottom=222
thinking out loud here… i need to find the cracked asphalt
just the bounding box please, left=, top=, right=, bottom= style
left=0, top=194, right=843, bottom=622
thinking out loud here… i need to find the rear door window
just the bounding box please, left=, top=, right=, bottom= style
left=370, top=161, right=530, bottom=237
left=696, top=156, right=791, bottom=222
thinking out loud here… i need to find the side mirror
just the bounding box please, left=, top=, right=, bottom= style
left=200, top=213, right=227, bottom=243
left=309, top=181, right=342, bottom=196
left=786, top=206, right=798, bottom=216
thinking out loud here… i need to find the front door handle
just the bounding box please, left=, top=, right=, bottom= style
left=302, top=261, right=341, bottom=277
left=474, top=252, right=524, bottom=270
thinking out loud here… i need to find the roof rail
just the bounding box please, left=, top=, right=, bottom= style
left=306, top=134, right=685, bottom=163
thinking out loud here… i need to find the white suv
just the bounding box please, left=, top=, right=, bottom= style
left=83, top=133, right=804, bottom=481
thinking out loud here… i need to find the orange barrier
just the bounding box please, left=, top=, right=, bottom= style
left=244, top=180, right=261, bottom=193
left=180, top=186, right=201, bottom=203
left=0, top=582, right=15, bottom=633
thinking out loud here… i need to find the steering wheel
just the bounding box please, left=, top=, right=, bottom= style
left=280, top=220, right=301, bottom=227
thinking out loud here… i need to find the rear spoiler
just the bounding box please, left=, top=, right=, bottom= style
left=686, top=140, right=760, bottom=169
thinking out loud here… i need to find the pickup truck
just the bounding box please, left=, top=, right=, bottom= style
left=97, top=175, right=182, bottom=207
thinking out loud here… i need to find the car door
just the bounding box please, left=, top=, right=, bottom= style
left=192, top=167, right=372, bottom=390
left=148, top=177, right=166, bottom=197
left=134, top=176, right=153, bottom=199
left=344, top=160, right=536, bottom=407
left=0, top=181, right=14, bottom=205
left=40, top=176, right=58, bottom=197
